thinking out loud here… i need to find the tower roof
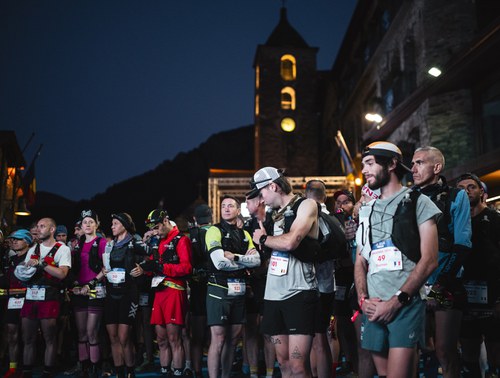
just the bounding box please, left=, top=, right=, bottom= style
left=265, top=7, right=309, bottom=48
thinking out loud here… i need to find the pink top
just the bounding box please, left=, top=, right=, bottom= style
left=78, top=237, right=106, bottom=284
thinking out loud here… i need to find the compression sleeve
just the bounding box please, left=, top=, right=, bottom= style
left=236, top=251, right=261, bottom=268
left=437, top=189, right=472, bottom=280
left=210, top=248, right=241, bottom=271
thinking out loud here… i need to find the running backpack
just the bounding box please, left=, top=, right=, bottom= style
left=317, top=210, right=348, bottom=263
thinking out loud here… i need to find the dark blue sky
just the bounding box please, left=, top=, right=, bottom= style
left=1, top=1, right=356, bottom=201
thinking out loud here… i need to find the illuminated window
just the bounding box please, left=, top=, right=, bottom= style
left=281, top=55, right=296, bottom=81
left=255, top=94, right=259, bottom=116
left=255, top=65, right=260, bottom=89
left=281, top=87, right=296, bottom=110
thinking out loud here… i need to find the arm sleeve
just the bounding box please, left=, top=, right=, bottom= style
left=162, top=236, right=193, bottom=277
left=210, top=248, right=241, bottom=271
left=437, top=189, right=472, bottom=280
left=237, top=252, right=261, bottom=268
left=450, top=190, right=472, bottom=249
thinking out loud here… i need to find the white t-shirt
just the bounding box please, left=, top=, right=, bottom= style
left=25, top=242, right=72, bottom=268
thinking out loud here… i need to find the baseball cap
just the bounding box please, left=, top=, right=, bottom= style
left=194, top=204, right=213, bottom=224
left=9, top=229, right=33, bottom=244
left=251, top=167, right=283, bottom=190
left=362, top=141, right=411, bottom=172
left=145, top=209, right=168, bottom=229
left=456, top=172, right=482, bottom=188
left=333, top=190, right=355, bottom=203
left=55, top=225, right=68, bottom=236
left=245, top=187, right=260, bottom=200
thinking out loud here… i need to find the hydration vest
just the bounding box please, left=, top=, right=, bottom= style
left=390, top=189, right=422, bottom=263
left=208, top=221, right=248, bottom=280
left=27, top=243, right=64, bottom=300
left=418, top=180, right=459, bottom=253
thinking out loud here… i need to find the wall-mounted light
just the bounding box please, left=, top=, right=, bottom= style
left=428, top=67, right=442, bottom=77
left=364, top=113, right=383, bottom=123
left=14, top=197, right=31, bottom=216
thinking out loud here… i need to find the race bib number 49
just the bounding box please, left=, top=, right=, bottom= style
left=369, top=239, right=403, bottom=275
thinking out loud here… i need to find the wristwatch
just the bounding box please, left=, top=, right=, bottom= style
left=259, top=234, right=268, bottom=246
left=395, top=290, right=411, bottom=306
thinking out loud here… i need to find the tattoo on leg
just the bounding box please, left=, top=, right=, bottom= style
left=291, top=346, right=302, bottom=360
left=270, top=336, right=282, bottom=345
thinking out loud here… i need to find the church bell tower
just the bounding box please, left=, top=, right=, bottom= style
left=253, top=7, right=321, bottom=176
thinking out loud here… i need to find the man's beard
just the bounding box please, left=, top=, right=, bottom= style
left=369, top=167, right=391, bottom=190
left=469, top=195, right=481, bottom=208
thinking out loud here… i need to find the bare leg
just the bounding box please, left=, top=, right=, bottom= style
left=244, top=313, right=260, bottom=376
left=156, top=325, right=172, bottom=368
left=220, top=324, right=242, bottom=378
left=40, top=318, right=58, bottom=367
left=434, top=309, right=462, bottom=378
left=311, top=332, right=333, bottom=378
left=22, top=318, right=39, bottom=367
left=167, top=324, right=184, bottom=371
left=208, top=325, right=226, bottom=378
left=106, top=324, right=124, bottom=367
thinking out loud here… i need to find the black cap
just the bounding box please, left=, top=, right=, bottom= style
left=245, top=187, right=260, bottom=200
left=333, top=190, right=355, bottom=203
left=194, top=204, right=212, bottom=225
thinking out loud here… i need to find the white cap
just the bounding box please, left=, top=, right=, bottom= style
left=252, top=167, right=282, bottom=190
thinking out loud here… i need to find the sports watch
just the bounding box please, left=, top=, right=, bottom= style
left=259, top=234, right=268, bottom=246
left=395, top=290, right=411, bottom=306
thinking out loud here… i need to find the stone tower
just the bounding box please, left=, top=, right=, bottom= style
left=253, top=7, right=321, bottom=176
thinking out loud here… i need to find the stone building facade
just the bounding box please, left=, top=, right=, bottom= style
left=323, top=0, right=500, bottom=198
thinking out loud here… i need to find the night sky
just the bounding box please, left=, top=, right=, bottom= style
left=1, top=1, right=356, bottom=201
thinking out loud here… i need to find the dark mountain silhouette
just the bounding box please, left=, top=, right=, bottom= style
left=22, top=125, right=254, bottom=234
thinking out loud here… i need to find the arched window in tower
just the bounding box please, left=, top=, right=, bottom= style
left=255, top=65, right=260, bottom=89
left=280, top=55, right=296, bottom=81
left=281, top=87, right=296, bottom=110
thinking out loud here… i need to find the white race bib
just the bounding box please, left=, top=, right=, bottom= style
left=269, top=251, right=289, bottom=276
left=8, top=297, right=25, bottom=309
left=107, top=269, right=126, bottom=284
left=369, top=239, right=403, bottom=274
left=464, top=281, right=488, bottom=304
left=227, top=278, right=246, bottom=296
left=26, top=287, right=46, bottom=301
left=151, top=276, right=166, bottom=288
left=94, top=284, right=106, bottom=299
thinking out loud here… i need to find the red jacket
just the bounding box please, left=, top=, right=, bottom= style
left=156, top=227, right=192, bottom=288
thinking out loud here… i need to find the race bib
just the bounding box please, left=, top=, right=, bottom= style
left=107, top=269, right=126, bottom=284
left=26, top=287, right=46, bottom=301
left=369, top=239, right=403, bottom=275
left=151, top=276, right=166, bottom=288
left=269, top=251, right=289, bottom=276
left=227, top=278, right=246, bottom=296
left=335, top=285, right=347, bottom=301
left=8, top=297, right=25, bottom=309
left=94, top=284, right=106, bottom=299
left=139, top=293, right=150, bottom=306
left=464, top=281, right=488, bottom=304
